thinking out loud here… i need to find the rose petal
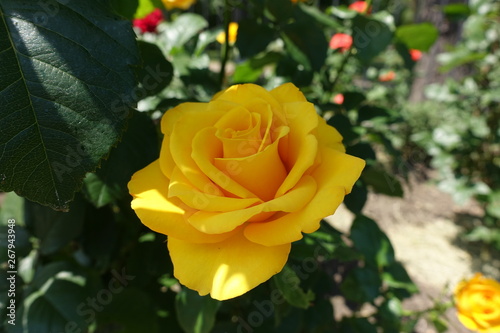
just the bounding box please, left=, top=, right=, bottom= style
left=191, top=127, right=257, bottom=199
left=168, top=229, right=291, bottom=300
left=270, top=82, right=308, bottom=104
left=245, top=148, right=365, bottom=246
left=168, top=105, right=229, bottom=193
left=168, top=166, right=261, bottom=211
left=275, top=102, right=319, bottom=197
left=215, top=107, right=263, bottom=158
left=214, top=125, right=289, bottom=201
left=317, top=116, right=345, bottom=153
left=128, top=161, right=233, bottom=244
left=187, top=174, right=317, bottom=234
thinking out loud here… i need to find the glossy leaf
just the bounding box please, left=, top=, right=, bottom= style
left=236, top=20, right=276, bottom=58
left=0, top=0, right=139, bottom=210
left=362, top=166, right=404, bottom=197
left=352, top=15, right=393, bottom=63
left=24, top=195, right=85, bottom=255
left=12, top=262, right=94, bottom=333
left=350, top=215, right=395, bottom=268
left=273, top=265, right=315, bottom=309
left=176, top=287, right=220, bottom=333
left=83, top=111, right=159, bottom=208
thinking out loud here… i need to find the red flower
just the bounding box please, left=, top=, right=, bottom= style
left=333, top=94, right=344, bottom=104
left=409, top=49, right=423, bottom=61
left=378, top=71, right=396, bottom=82
left=329, top=33, right=353, bottom=53
left=348, top=1, right=371, bottom=14
left=133, top=9, right=164, bottom=33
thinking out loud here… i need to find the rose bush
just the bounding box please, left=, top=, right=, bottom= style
left=454, top=273, right=500, bottom=332
left=128, top=83, right=364, bottom=300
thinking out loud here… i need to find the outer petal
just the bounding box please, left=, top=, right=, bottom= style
left=270, top=82, right=308, bottom=104
left=245, top=148, right=365, bottom=246
left=188, top=175, right=317, bottom=234
left=276, top=102, right=319, bottom=197
left=168, top=230, right=291, bottom=300
left=128, top=161, right=233, bottom=244
left=168, top=166, right=261, bottom=211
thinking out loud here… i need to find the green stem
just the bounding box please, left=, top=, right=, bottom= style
left=219, top=0, right=231, bottom=89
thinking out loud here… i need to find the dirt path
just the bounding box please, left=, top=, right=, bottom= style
left=328, top=173, right=500, bottom=333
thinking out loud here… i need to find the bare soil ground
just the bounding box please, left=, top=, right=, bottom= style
left=328, top=172, right=500, bottom=333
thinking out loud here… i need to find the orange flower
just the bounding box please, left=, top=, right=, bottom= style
left=409, top=49, right=423, bottom=61
left=290, top=0, right=308, bottom=3
left=348, top=1, right=371, bottom=14
left=454, top=273, right=500, bottom=332
left=333, top=94, right=344, bottom=104
left=378, top=70, right=396, bottom=82
left=216, top=22, right=239, bottom=45
left=329, top=33, right=353, bottom=53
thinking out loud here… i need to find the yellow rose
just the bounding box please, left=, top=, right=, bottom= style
left=162, top=0, right=196, bottom=10
left=128, top=83, right=365, bottom=300
left=216, top=22, right=239, bottom=45
left=454, top=273, right=500, bottom=332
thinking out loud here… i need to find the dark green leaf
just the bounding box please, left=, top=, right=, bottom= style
left=357, top=105, right=393, bottom=123
left=282, top=19, right=328, bottom=71
left=0, top=0, right=139, bottom=210
left=352, top=15, right=393, bottom=62
left=298, top=4, right=342, bottom=29
left=347, top=143, right=376, bottom=162
left=235, top=20, right=276, bottom=58
left=342, top=91, right=366, bottom=110
left=327, top=114, right=358, bottom=143
left=382, top=262, right=418, bottom=295
left=15, top=262, right=95, bottom=333
left=175, top=287, right=220, bottom=333
left=377, top=298, right=403, bottom=331
left=83, top=111, right=159, bottom=207
left=110, top=0, right=139, bottom=19
left=24, top=195, right=85, bottom=255
left=265, top=0, right=293, bottom=22
left=350, top=215, right=395, bottom=268
left=273, top=265, right=315, bottom=309
left=137, top=41, right=173, bottom=97
left=340, top=266, right=382, bottom=303
left=343, top=180, right=368, bottom=214
left=361, top=165, right=404, bottom=197
left=395, top=23, right=439, bottom=51
left=96, top=288, right=160, bottom=333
